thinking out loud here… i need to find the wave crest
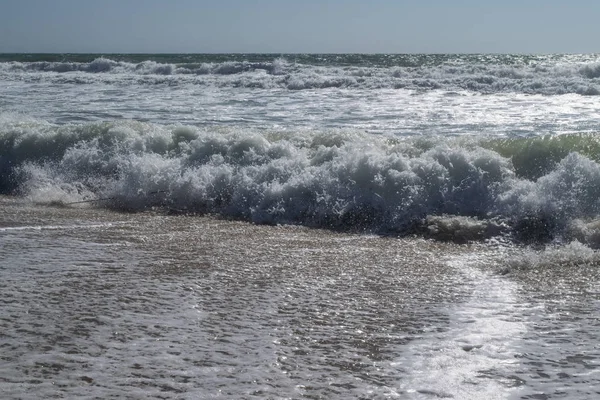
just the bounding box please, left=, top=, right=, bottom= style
left=5, top=118, right=600, bottom=243
left=3, top=56, right=600, bottom=95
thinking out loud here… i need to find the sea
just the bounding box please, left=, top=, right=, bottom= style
left=2, top=53, right=600, bottom=399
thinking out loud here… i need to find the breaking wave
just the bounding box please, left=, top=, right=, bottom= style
left=0, top=57, right=287, bottom=76
left=4, top=116, right=600, bottom=244
left=3, top=55, right=600, bottom=94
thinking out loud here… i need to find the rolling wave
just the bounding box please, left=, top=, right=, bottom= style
left=0, top=58, right=287, bottom=76
left=2, top=55, right=600, bottom=94
left=3, top=117, right=600, bottom=244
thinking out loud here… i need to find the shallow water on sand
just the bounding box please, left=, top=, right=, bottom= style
left=1, top=196, right=600, bottom=399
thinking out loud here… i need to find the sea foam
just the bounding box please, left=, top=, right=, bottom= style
left=3, top=117, right=600, bottom=242
left=3, top=55, right=600, bottom=95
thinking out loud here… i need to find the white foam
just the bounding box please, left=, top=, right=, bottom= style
left=5, top=119, right=600, bottom=239
left=0, top=222, right=122, bottom=232
left=3, top=55, right=600, bottom=95
left=396, top=253, right=528, bottom=399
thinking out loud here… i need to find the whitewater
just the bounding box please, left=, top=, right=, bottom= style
left=2, top=53, right=600, bottom=399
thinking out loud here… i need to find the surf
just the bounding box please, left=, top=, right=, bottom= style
left=4, top=117, right=600, bottom=244
left=3, top=54, right=600, bottom=95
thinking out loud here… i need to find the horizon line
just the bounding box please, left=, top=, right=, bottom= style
left=1, top=51, right=598, bottom=56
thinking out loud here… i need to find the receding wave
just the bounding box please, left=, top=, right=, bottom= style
left=3, top=55, right=600, bottom=95
left=4, top=117, right=600, bottom=244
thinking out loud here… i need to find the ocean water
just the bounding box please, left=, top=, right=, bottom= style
left=2, top=53, right=600, bottom=399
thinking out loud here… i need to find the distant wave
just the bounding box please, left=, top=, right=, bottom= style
left=0, top=57, right=288, bottom=76
left=4, top=116, right=600, bottom=244
left=3, top=56, right=600, bottom=95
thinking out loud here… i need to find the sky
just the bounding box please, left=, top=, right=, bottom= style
left=0, top=0, right=599, bottom=54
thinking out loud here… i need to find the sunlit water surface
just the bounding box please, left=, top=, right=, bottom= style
left=3, top=54, right=600, bottom=399
left=2, top=197, right=600, bottom=399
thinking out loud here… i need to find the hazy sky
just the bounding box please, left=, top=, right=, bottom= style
left=1, top=0, right=598, bottom=53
